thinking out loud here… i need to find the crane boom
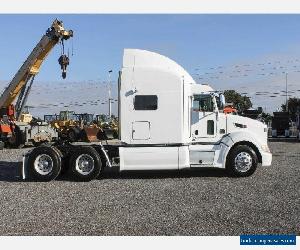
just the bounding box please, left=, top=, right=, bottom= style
left=0, top=19, right=73, bottom=114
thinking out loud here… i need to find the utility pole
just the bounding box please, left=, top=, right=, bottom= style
left=108, top=70, right=113, bottom=119
left=285, top=72, right=288, bottom=112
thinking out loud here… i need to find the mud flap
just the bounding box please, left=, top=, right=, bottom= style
left=21, top=154, right=28, bottom=180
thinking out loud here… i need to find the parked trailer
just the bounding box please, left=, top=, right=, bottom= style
left=271, top=112, right=290, bottom=137
left=22, top=49, right=272, bottom=181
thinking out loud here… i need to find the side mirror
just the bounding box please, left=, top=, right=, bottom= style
left=219, top=94, right=226, bottom=109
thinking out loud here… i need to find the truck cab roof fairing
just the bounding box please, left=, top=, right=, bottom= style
left=122, top=49, right=196, bottom=85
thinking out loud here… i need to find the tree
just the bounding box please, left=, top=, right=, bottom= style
left=281, top=97, right=300, bottom=121
left=223, top=90, right=252, bottom=113
left=259, top=111, right=272, bottom=124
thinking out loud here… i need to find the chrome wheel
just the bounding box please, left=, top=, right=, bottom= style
left=75, top=154, right=95, bottom=175
left=34, top=154, right=53, bottom=175
left=234, top=152, right=252, bottom=173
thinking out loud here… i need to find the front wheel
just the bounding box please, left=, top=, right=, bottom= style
left=68, top=146, right=102, bottom=181
left=226, top=145, right=258, bottom=177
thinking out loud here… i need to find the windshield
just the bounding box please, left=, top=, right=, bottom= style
left=82, top=114, right=93, bottom=123
left=75, top=114, right=94, bottom=123
left=44, top=115, right=58, bottom=122
left=60, top=111, right=75, bottom=120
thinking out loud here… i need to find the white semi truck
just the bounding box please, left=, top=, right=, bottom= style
left=22, top=49, right=272, bottom=181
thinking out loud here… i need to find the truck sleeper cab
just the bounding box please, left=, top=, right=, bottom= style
left=23, top=49, right=272, bottom=181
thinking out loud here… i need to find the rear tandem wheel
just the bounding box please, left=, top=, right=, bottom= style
left=27, top=146, right=62, bottom=181
left=67, top=146, right=102, bottom=181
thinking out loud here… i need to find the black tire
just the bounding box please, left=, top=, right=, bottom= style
left=68, top=146, right=102, bottom=181
left=113, top=130, right=118, bottom=139
left=27, top=146, right=62, bottom=181
left=0, top=141, right=4, bottom=150
left=97, top=130, right=107, bottom=140
left=226, top=145, right=258, bottom=177
left=12, top=126, right=24, bottom=148
left=68, top=128, right=77, bottom=142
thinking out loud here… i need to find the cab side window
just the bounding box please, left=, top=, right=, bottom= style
left=192, top=95, right=214, bottom=112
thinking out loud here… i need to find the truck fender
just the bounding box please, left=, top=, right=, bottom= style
left=220, top=131, right=263, bottom=168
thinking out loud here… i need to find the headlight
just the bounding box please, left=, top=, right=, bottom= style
left=261, top=144, right=270, bottom=153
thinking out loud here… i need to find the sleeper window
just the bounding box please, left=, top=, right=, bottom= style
left=134, top=95, right=158, bottom=110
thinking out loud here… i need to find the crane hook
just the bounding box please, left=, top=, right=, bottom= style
left=58, top=54, right=70, bottom=79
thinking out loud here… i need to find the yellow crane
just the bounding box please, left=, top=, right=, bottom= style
left=0, top=19, right=73, bottom=148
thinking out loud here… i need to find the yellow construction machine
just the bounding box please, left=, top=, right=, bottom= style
left=45, top=111, right=102, bottom=142
left=95, top=115, right=119, bottom=140
left=45, top=111, right=79, bottom=141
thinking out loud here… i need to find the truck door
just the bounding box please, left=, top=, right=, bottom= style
left=191, top=94, right=217, bottom=138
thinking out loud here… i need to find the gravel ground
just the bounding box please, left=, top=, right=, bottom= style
left=0, top=142, right=299, bottom=235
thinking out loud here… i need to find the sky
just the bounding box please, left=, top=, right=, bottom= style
left=1, top=14, right=300, bottom=116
